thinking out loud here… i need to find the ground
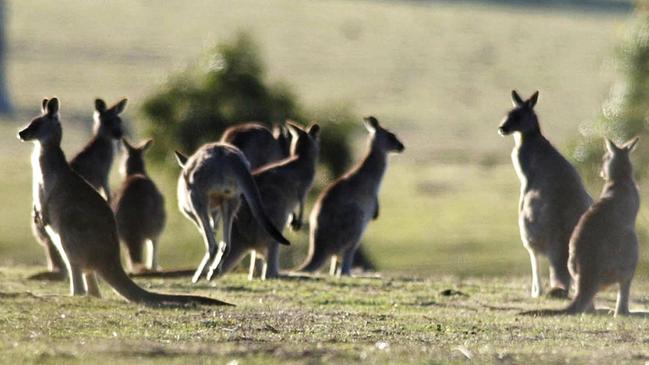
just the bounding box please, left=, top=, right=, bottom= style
left=1, top=266, right=649, bottom=364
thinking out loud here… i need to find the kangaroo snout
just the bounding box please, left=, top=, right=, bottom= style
left=396, top=142, right=405, bottom=152
left=17, top=129, right=29, bottom=141
left=498, top=126, right=509, bottom=136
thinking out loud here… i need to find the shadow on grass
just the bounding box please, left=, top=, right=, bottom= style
left=400, top=0, right=632, bottom=13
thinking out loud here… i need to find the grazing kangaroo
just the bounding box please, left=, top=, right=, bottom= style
left=298, top=116, right=404, bottom=276
left=19, top=98, right=230, bottom=306
left=221, top=122, right=291, bottom=170
left=112, top=138, right=166, bottom=273
left=29, top=98, right=127, bottom=279
left=499, top=90, right=592, bottom=298
left=175, top=142, right=291, bottom=283
left=523, top=138, right=640, bottom=317
left=219, top=122, right=320, bottom=279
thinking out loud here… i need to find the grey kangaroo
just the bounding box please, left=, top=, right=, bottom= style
left=29, top=98, right=127, bottom=279
left=499, top=90, right=592, bottom=298
left=112, top=138, right=165, bottom=273
left=298, top=116, right=404, bottom=276
left=221, top=122, right=291, bottom=170
left=219, top=122, right=320, bottom=279
left=175, top=142, right=291, bottom=283
left=19, top=98, right=230, bottom=306
left=524, top=138, right=640, bottom=317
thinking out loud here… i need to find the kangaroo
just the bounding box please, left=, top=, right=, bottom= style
left=523, top=138, right=640, bottom=317
left=218, top=122, right=320, bottom=279
left=18, top=98, right=230, bottom=306
left=175, top=142, right=291, bottom=283
left=223, top=121, right=378, bottom=272
left=298, top=116, right=404, bottom=276
left=499, top=90, right=592, bottom=298
left=112, top=138, right=166, bottom=273
left=220, top=122, right=291, bottom=170
left=28, top=98, right=127, bottom=280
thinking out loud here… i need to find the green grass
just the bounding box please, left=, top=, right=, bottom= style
left=1, top=266, right=649, bottom=364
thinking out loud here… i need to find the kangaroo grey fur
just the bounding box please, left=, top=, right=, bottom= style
left=18, top=98, right=230, bottom=306
left=219, top=122, right=320, bottom=279
left=175, top=142, right=291, bottom=283
left=221, top=122, right=291, bottom=170
left=499, top=90, right=592, bottom=298
left=298, top=116, right=404, bottom=276
left=112, top=138, right=166, bottom=273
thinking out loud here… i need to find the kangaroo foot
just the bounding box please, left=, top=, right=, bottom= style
left=546, top=287, right=569, bottom=299
left=27, top=270, right=67, bottom=281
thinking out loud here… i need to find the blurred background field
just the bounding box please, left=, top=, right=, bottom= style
left=0, top=0, right=645, bottom=280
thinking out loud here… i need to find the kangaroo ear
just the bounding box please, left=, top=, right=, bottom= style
left=111, top=98, right=128, bottom=114
left=95, top=99, right=107, bottom=113
left=511, top=90, right=524, bottom=107
left=308, top=123, right=320, bottom=139
left=526, top=91, right=539, bottom=109
left=140, top=139, right=153, bottom=151
left=605, top=138, right=620, bottom=154
left=174, top=150, right=188, bottom=167
left=285, top=120, right=301, bottom=140
left=624, top=137, right=639, bottom=152
left=121, top=138, right=135, bottom=152
left=363, top=116, right=379, bottom=133
left=46, top=98, right=60, bottom=117
left=41, top=98, right=49, bottom=114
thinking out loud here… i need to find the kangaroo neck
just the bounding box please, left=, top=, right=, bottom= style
left=348, top=141, right=387, bottom=191
left=88, top=133, right=115, bottom=159
left=38, top=141, right=69, bottom=179
left=601, top=178, right=640, bottom=216
left=514, top=128, right=544, bottom=148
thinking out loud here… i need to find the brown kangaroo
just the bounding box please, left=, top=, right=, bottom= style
left=523, top=138, right=640, bottom=317
left=19, top=98, right=231, bottom=306
left=29, top=98, right=127, bottom=279
left=220, top=122, right=291, bottom=170
left=112, top=138, right=165, bottom=273
left=297, top=116, right=404, bottom=276
left=219, top=122, right=320, bottom=279
left=499, top=90, right=592, bottom=298
left=175, top=142, right=291, bottom=283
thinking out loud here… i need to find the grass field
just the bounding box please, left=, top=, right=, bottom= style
left=2, top=266, right=649, bottom=364
left=2, top=1, right=649, bottom=363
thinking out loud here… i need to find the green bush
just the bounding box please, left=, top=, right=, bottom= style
left=572, top=8, right=649, bottom=182
left=140, top=31, right=354, bottom=177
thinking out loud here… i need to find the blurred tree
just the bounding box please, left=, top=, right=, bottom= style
left=0, top=0, right=13, bottom=114
left=140, top=31, right=355, bottom=177
left=572, top=3, right=649, bottom=182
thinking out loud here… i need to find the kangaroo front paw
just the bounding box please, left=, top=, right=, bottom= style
left=290, top=218, right=303, bottom=231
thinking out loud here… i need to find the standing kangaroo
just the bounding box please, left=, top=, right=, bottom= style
left=175, top=142, right=291, bottom=283
left=18, top=98, right=230, bottom=306
left=112, top=138, right=166, bottom=273
left=220, top=122, right=291, bottom=170
left=219, top=122, right=320, bottom=279
left=499, top=90, right=592, bottom=298
left=298, top=116, right=404, bottom=276
left=29, top=98, right=127, bottom=279
left=524, top=138, right=640, bottom=317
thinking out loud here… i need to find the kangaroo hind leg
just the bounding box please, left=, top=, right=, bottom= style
left=83, top=272, right=101, bottom=298
left=615, top=278, right=632, bottom=317
left=526, top=247, right=542, bottom=298
left=207, top=198, right=238, bottom=280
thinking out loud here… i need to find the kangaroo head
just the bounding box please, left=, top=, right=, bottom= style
left=498, top=90, right=540, bottom=136
left=18, top=98, right=62, bottom=146
left=93, top=98, right=127, bottom=139
left=273, top=123, right=293, bottom=158
left=121, top=138, right=153, bottom=176
left=364, top=116, right=405, bottom=153
left=601, top=137, right=639, bottom=181
left=286, top=121, right=320, bottom=159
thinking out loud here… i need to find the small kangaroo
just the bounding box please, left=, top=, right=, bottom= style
left=499, top=90, right=592, bottom=298
left=19, top=98, right=230, bottom=306
left=70, top=98, right=127, bottom=201
left=298, top=116, right=404, bottom=276
left=175, top=142, right=291, bottom=283
left=523, top=138, right=640, bottom=317
left=112, top=138, right=166, bottom=273
left=220, top=122, right=291, bottom=170
left=219, top=122, right=320, bottom=279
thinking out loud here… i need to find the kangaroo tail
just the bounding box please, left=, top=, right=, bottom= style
left=296, top=227, right=328, bottom=273
left=232, top=157, right=291, bottom=246
left=97, top=260, right=234, bottom=307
